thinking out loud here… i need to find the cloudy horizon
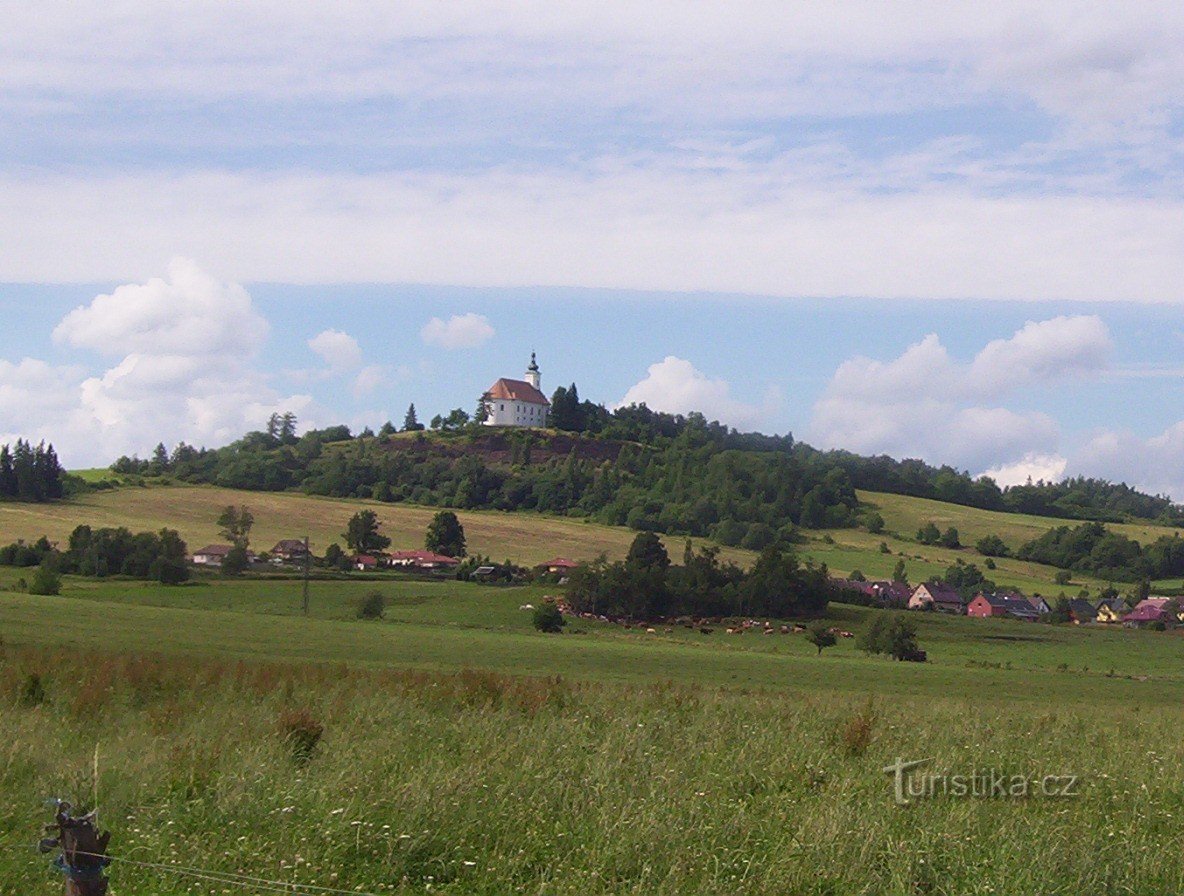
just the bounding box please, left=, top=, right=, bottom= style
left=3, top=5, right=1184, bottom=495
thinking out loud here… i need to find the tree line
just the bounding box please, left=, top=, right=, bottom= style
left=0, top=440, right=65, bottom=502
left=565, top=532, right=834, bottom=621
left=0, top=524, right=190, bottom=585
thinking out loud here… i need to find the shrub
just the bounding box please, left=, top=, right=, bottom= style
left=839, top=698, right=878, bottom=756
left=916, top=522, right=941, bottom=545
left=1054, top=570, right=1072, bottom=585
left=356, top=590, right=386, bottom=620
left=975, top=534, right=1010, bottom=557
left=864, top=512, right=885, bottom=534
left=806, top=623, right=836, bottom=656
left=278, top=707, right=323, bottom=764
left=532, top=602, right=566, bottom=633
left=940, top=527, right=961, bottom=549
left=222, top=545, right=249, bottom=576
left=28, top=562, right=61, bottom=596
left=20, top=673, right=46, bottom=707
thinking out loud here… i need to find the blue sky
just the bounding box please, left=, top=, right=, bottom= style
left=2, top=5, right=1184, bottom=495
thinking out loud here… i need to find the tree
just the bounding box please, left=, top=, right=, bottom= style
left=216, top=505, right=254, bottom=549
left=940, top=527, right=961, bottom=549
left=865, top=512, right=885, bottom=534
left=806, top=622, right=836, bottom=655
left=626, top=532, right=670, bottom=572
left=378, top=420, right=396, bottom=438
left=975, top=534, right=1010, bottom=557
left=403, top=404, right=422, bottom=432
left=891, top=559, right=908, bottom=585
left=1048, top=597, right=1073, bottom=624
left=222, top=545, right=250, bottom=576
left=916, top=522, right=941, bottom=545
left=28, top=557, right=61, bottom=595
left=474, top=392, right=491, bottom=424
left=357, top=590, right=386, bottom=620
left=1054, top=570, right=1072, bottom=585
left=425, top=511, right=466, bottom=557
left=532, top=601, right=566, bottom=633
left=344, top=510, right=392, bottom=554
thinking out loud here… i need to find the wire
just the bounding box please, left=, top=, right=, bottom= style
left=67, top=849, right=388, bottom=896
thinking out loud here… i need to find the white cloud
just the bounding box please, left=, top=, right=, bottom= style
left=1072, top=424, right=1184, bottom=499
left=808, top=317, right=1110, bottom=473
left=308, top=329, right=363, bottom=372
left=617, top=356, right=777, bottom=430
left=979, top=453, right=1069, bottom=488
left=0, top=260, right=312, bottom=466
left=420, top=313, right=495, bottom=349
left=352, top=364, right=388, bottom=396
left=3, top=169, right=1184, bottom=302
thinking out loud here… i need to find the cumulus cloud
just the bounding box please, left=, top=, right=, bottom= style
left=420, top=313, right=495, bottom=349
left=308, top=329, right=363, bottom=372
left=808, top=316, right=1110, bottom=474
left=979, top=453, right=1069, bottom=488
left=0, top=260, right=312, bottom=466
left=617, top=356, right=777, bottom=430
left=1072, top=424, right=1184, bottom=499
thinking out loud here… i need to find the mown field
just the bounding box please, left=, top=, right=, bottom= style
left=0, top=483, right=752, bottom=568
left=2, top=574, right=1184, bottom=894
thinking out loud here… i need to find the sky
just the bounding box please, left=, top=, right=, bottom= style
left=2, top=4, right=1184, bottom=496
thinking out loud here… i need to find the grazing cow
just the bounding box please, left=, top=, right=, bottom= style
left=646, top=627, right=657, bottom=634
left=780, top=625, right=789, bottom=634
left=839, top=630, right=854, bottom=638
left=519, top=604, right=534, bottom=610
left=725, top=627, right=736, bottom=634
left=699, top=627, right=713, bottom=635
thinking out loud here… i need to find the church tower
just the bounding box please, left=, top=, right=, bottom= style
left=525, top=352, right=541, bottom=391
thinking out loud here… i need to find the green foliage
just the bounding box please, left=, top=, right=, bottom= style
left=216, top=505, right=254, bottom=549
left=857, top=614, right=922, bottom=660
left=356, top=590, right=386, bottom=620
left=916, top=521, right=941, bottom=545
left=28, top=559, right=61, bottom=595
left=402, top=404, right=423, bottom=432
left=864, top=512, right=885, bottom=534
left=943, top=560, right=993, bottom=598
left=1015, top=521, right=1184, bottom=582
left=891, top=559, right=908, bottom=585
left=0, top=439, right=65, bottom=502
left=19, top=672, right=46, bottom=706
left=975, top=534, right=1010, bottom=557
left=532, top=601, right=566, bottom=633
left=425, top=511, right=467, bottom=558
left=939, top=527, right=961, bottom=549
left=323, top=543, right=350, bottom=571
left=345, top=510, right=392, bottom=554
left=222, top=545, right=250, bottom=576
left=1054, top=569, right=1072, bottom=585
left=1048, top=598, right=1073, bottom=624
left=805, top=622, right=836, bottom=655
left=278, top=707, right=323, bottom=765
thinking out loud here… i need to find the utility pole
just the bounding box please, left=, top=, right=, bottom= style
left=302, top=535, right=310, bottom=616
left=41, top=801, right=110, bottom=895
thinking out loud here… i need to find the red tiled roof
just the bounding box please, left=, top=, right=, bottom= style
left=539, top=557, right=580, bottom=569
left=486, top=378, right=549, bottom=406
left=388, top=550, right=461, bottom=565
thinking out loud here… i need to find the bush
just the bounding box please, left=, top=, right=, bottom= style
left=28, top=562, right=61, bottom=596
left=356, top=590, right=386, bottom=620
left=916, top=522, right=941, bottom=545
left=975, top=534, right=1010, bottom=557
left=864, top=512, right=885, bottom=535
left=1054, top=570, right=1072, bottom=585
left=20, top=673, right=46, bottom=707
left=940, top=527, right=961, bottom=549
left=532, top=602, right=566, bottom=633
left=278, top=707, right=323, bottom=764
left=806, top=623, right=836, bottom=656
left=222, top=545, right=249, bottom=576
left=839, top=698, right=878, bottom=756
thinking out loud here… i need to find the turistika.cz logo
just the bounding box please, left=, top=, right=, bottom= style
left=883, top=757, right=1080, bottom=806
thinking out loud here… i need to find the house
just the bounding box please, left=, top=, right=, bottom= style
left=909, top=583, right=965, bottom=614
left=967, top=593, right=1008, bottom=618
left=481, top=353, right=550, bottom=428
left=538, top=557, right=581, bottom=575
left=871, top=581, right=912, bottom=608
left=270, top=539, right=310, bottom=562
left=386, top=550, right=462, bottom=571
left=1067, top=599, right=1097, bottom=624
left=1026, top=595, right=1052, bottom=615
left=192, top=544, right=233, bottom=565
left=1123, top=598, right=1174, bottom=628
left=1095, top=597, right=1126, bottom=624
left=967, top=592, right=1039, bottom=620
left=354, top=554, right=378, bottom=571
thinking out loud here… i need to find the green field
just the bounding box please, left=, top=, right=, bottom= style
left=3, top=572, right=1184, bottom=894
left=4, top=485, right=1184, bottom=893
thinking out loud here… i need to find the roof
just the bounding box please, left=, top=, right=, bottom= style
left=918, top=583, right=963, bottom=605
left=388, top=550, right=462, bottom=565
left=486, top=378, right=550, bottom=406
left=271, top=539, right=308, bottom=552
left=193, top=544, right=233, bottom=556
left=1068, top=599, right=1098, bottom=618
left=539, top=557, right=580, bottom=569
left=1124, top=602, right=1167, bottom=622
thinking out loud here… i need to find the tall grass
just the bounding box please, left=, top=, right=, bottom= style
left=1, top=644, right=1180, bottom=894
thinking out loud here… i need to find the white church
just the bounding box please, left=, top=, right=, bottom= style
left=482, top=353, right=550, bottom=428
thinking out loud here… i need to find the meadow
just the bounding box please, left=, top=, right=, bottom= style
left=3, top=486, right=1184, bottom=892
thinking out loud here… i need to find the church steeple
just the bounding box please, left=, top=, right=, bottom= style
left=525, top=352, right=541, bottom=390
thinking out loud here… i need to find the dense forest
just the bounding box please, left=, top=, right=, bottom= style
left=0, top=440, right=66, bottom=502
left=107, top=388, right=1184, bottom=545
left=1015, top=521, right=1184, bottom=583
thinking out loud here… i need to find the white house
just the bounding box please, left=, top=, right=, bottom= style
left=482, top=353, right=550, bottom=428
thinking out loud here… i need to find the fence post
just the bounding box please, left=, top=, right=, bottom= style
left=41, top=801, right=110, bottom=896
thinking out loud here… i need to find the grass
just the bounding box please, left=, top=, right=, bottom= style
left=2, top=643, right=1184, bottom=894
left=0, top=483, right=752, bottom=567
